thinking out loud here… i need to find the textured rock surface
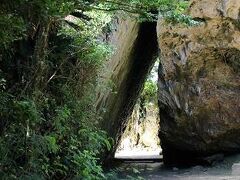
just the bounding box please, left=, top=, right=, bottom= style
left=157, top=0, right=240, bottom=165
left=96, top=18, right=158, bottom=159
left=116, top=103, right=160, bottom=152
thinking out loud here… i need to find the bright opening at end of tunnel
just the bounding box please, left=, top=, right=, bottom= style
left=114, top=60, right=162, bottom=160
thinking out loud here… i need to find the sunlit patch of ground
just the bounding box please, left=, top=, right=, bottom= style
left=115, top=146, right=162, bottom=159
left=115, top=132, right=162, bottom=160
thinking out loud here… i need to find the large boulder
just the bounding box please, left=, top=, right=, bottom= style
left=157, top=0, right=240, bottom=165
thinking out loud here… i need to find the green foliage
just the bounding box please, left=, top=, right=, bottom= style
left=0, top=3, right=113, bottom=178
left=140, top=60, right=158, bottom=105
left=142, top=80, right=158, bottom=103
left=165, top=12, right=200, bottom=26
left=162, top=1, right=200, bottom=26
left=0, top=81, right=112, bottom=179
left=0, top=0, right=191, bottom=50
left=0, top=14, right=26, bottom=50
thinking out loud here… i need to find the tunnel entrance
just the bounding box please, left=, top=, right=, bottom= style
left=114, top=60, right=162, bottom=162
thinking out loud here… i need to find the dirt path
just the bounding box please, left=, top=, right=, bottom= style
left=112, top=154, right=240, bottom=179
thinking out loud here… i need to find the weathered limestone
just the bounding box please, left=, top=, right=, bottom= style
left=96, top=18, right=159, bottom=159
left=189, top=0, right=240, bottom=20
left=158, top=0, right=240, bottom=165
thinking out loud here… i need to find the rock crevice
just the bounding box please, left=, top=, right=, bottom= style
left=97, top=19, right=159, bottom=160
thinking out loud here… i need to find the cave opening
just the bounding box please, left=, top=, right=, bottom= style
left=114, top=60, right=162, bottom=162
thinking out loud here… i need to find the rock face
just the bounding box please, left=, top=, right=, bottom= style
left=116, top=103, right=160, bottom=152
left=157, top=0, right=240, bottom=165
left=96, top=18, right=158, bottom=158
